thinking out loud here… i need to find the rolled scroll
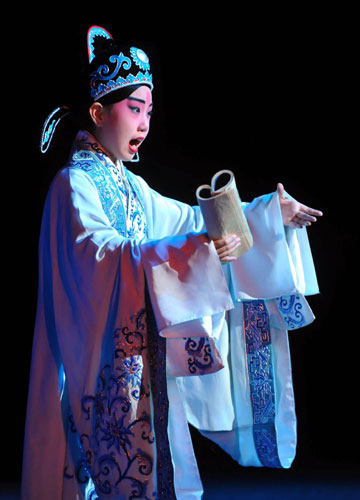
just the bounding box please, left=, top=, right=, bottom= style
left=196, top=169, right=253, bottom=258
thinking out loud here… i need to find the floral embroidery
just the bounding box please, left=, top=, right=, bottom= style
left=63, top=311, right=156, bottom=498
left=64, top=306, right=175, bottom=498
left=117, top=355, right=143, bottom=390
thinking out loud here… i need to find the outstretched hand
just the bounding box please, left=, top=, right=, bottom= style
left=277, top=183, right=323, bottom=228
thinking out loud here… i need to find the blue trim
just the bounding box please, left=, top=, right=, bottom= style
left=125, top=167, right=146, bottom=215
left=243, top=300, right=282, bottom=468
left=68, top=133, right=148, bottom=239
left=69, top=150, right=127, bottom=237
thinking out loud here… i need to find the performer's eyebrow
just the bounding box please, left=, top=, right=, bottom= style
left=128, top=97, right=153, bottom=107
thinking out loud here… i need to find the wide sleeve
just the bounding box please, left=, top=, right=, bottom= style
left=134, top=174, right=318, bottom=301
left=230, top=190, right=319, bottom=300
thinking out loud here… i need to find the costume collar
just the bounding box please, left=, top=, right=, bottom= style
left=71, top=130, right=127, bottom=179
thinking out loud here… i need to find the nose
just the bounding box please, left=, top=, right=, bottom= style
left=138, top=111, right=150, bottom=134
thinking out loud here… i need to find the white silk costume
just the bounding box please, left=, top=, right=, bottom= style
left=21, top=130, right=319, bottom=500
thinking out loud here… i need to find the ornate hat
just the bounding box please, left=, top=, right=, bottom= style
left=87, top=25, right=153, bottom=104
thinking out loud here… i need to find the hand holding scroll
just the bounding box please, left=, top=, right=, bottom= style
left=213, top=234, right=241, bottom=262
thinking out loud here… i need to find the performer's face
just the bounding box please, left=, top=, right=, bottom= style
left=91, top=85, right=153, bottom=162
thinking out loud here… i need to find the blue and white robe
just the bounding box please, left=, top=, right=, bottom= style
left=21, top=130, right=319, bottom=500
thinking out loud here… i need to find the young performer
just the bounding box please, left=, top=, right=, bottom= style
left=22, top=26, right=322, bottom=499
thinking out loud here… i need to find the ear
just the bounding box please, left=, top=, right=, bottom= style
left=89, top=102, right=105, bottom=127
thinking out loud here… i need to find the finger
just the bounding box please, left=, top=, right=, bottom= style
left=221, top=255, right=238, bottom=262
left=296, top=210, right=318, bottom=223
left=299, top=204, right=323, bottom=217
left=293, top=214, right=315, bottom=227
left=217, top=240, right=241, bottom=258
left=277, top=183, right=285, bottom=198
left=216, top=236, right=241, bottom=258
left=213, top=234, right=238, bottom=249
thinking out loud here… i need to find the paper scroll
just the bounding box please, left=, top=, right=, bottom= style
left=196, top=169, right=253, bottom=258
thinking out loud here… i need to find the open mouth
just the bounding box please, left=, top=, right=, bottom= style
left=129, top=137, right=144, bottom=154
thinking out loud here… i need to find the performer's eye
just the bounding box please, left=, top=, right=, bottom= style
left=128, top=105, right=140, bottom=113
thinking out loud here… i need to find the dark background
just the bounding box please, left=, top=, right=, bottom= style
left=3, top=5, right=358, bottom=492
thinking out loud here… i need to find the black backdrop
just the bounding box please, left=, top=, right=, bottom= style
left=3, top=6, right=358, bottom=488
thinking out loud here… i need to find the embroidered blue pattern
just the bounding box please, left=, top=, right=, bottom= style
left=68, top=132, right=148, bottom=239
left=276, top=295, right=305, bottom=329
left=184, top=337, right=215, bottom=374
left=130, top=47, right=151, bottom=71
left=64, top=311, right=158, bottom=498
left=108, top=163, right=148, bottom=239
left=90, top=52, right=132, bottom=84
left=117, top=355, right=143, bottom=388
left=243, top=300, right=282, bottom=468
left=91, top=71, right=152, bottom=100
left=92, top=70, right=153, bottom=101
